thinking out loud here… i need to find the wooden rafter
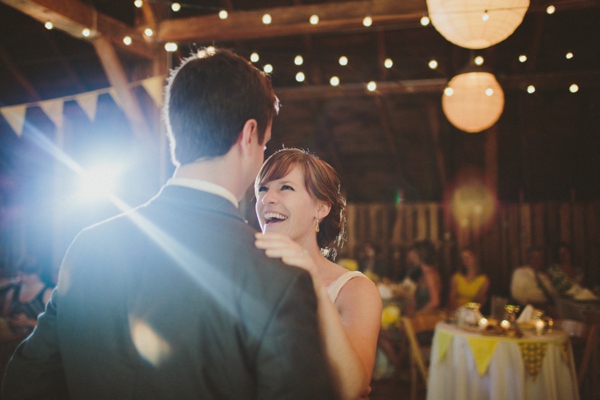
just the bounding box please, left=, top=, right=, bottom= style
left=0, top=0, right=154, bottom=59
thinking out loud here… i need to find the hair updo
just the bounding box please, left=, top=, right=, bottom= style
left=255, top=148, right=346, bottom=260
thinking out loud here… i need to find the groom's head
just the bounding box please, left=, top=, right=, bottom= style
left=164, top=48, right=279, bottom=167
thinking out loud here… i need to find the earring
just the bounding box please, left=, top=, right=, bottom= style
left=315, top=217, right=320, bottom=233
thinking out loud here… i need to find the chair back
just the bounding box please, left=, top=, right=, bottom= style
left=556, top=318, right=599, bottom=390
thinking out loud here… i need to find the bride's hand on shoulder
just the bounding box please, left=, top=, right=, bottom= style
left=254, top=232, right=317, bottom=274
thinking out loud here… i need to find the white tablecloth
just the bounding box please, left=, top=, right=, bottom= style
left=427, top=322, right=579, bottom=400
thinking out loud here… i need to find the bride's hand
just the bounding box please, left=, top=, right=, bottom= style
left=255, top=232, right=317, bottom=275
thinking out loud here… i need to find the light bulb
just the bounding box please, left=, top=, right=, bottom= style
left=363, top=16, right=372, bottom=27
left=569, top=83, right=579, bottom=93
left=420, top=15, right=430, bottom=26
left=475, top=56, right=484, bottom=65
left=384, top=58, right=393, bottom=68
left=428, top=59, right=438, bottom=69
left=330, top=76, right=340, bottom=86
left=219, top=10, right=228, bottom=19
left=262, top=13, right=272, bottom=25
left=296, top=72, right=305, bottom=82
left=171, top=3, right=181, bottom=12
left=294, top=55, right=303, bottom=66
left=165, top=42, right=178, bottom=52
left=250, top=52, right=259, bottom=62
left=527, top=85, right=535, bottom=94
left=263, top=64, right=273, bottom=74
left=367, top=81, right=377, bottom=91
left=123, top=36, right=132, bottom=45
left=519, top=54, right=527, bottom=63
left=309, top=15, right=319, bottom=25
left=44, top=21, right=53, bottom=30
left=339, top=56, right=348, bottom=66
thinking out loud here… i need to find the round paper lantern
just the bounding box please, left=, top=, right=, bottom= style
left=442, top=71, right=504, bottom=133
left=426, top=0, right=530, bottom=49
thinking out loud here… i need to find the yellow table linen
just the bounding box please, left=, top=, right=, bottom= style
left=466, top=336, right=499, bottom=377
left=435, top=330, right=454, bottom=363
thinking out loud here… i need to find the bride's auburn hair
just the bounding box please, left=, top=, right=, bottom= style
left=255, top=148, right=347, bottom=261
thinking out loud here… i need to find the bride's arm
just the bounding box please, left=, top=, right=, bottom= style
left=255, top=232, right=382, bottom=399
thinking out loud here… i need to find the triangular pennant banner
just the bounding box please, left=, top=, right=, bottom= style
left=75, top=92, right=99, bottom=121
left=39, top=99, right=64, bottom=127
left=0, top=105, right=27, bottom=136
left=141, top=76, right=165, bottom=108
left=108, top=88, right=123, bottom=109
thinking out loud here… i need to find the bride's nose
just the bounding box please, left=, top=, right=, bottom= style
left=261, top=189, right=277, bottom=204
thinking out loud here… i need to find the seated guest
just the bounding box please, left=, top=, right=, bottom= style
left=510, top=247, right=557, bottom=307
left=546, top=242, right=585, bottom=294
left=405, top=240, right=442, bottom=315
left=359, top=242, right=388, bottom=282
left=448, top=247, right=490, bottom=311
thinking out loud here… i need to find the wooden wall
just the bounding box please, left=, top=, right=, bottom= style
left=345, top=201, right=600, bottom=301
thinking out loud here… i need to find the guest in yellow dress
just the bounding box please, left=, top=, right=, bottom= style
left=448, top=247, right=490, bottom=311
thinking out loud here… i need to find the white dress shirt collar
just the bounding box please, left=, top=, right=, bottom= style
left=166, top=177, right=238, bottom=208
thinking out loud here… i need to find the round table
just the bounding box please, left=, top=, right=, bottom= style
left=427, top=322, right=579, bottom=400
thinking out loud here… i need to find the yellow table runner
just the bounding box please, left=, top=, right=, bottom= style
left=435, top=328, right=571, bottom=380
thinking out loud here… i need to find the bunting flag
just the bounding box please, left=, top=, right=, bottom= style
left=75, top=92, right=99, bottom=122
left=141, top=76, right=165, bottom=108
left=0, top=75, right=165, bottom=137
left=39, top=99, right=64, bottom=128
left=0, top=105, right=27, bottom=137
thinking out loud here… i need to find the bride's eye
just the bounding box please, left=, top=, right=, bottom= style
left=281, top=184, right=294, bottom=191
left=258, top=186, right=268, bottom=193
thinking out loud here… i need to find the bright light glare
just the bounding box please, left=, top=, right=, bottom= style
left=482, top=12, right=489, bottom=21
left=262, top=13, right=272, bottom=25
left=164, top=42, right=178, bottom=52
left=428, top=59, right=438, bottom=69
left=546, top=5, right=556, bottom=14
left=363, top=16, right=372, bottom=27
left=384, top=58, right=393, bottom=68
left=45, top=21, right=53, bottom=30
left=474, top=56, right=484, bottom=65
left=566, top=52, right=573, bottom=59
left=82, top=28, right=91, bottom=37
left=134, top=0, right=143, bottom=8
left=296, top=72, right=305, bottom=82
left=330, top=76, right=340, bottom=86
left=444, top=87, right=454, bottom=96
left=527, top=85, right=535, bottom=94
left=294, top=55, right=303, bottom=65
left=367, top=81, right=377, bottom=91
left=309, top=14, right=319, bottom=25
left=123, top=36, right=132, bottom=45
left=420, top=16, right=430, bottom=26
left=569, top=84, right=579, bottom=93
left=263, top=64, right=273, bottom=73
left=250, top=52, right=259, bottom=62
left=485, top=88, right=494, bottom=96
left=519, top=54, right=527, bottom=63
left=339, top=56, right=348, bottom=66
left=144, top=28, right=153, bottom=37
left=171, top=3, right=181, bottom=12
left=219, top=10, right=228, bottom=19
left=78, top=165, right=122, bottom=202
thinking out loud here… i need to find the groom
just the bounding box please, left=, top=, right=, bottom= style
left=2, top=49, right=335, bottom=399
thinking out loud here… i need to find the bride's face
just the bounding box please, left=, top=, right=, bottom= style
left=256, top=165, right=322, bottom=243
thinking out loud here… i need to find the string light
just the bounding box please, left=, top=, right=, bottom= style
left=309, top=14, right=319, bottom=25
left=44, top=21, right=53, bottom=30
left=134, top=0, right=143, bottom=8
left=444, top=87, right=454, bottom=96
left=420, top=15, right=430, bottom=26
left=527, top=85, right=535, bottom=93
left=546, top=5, right=556, bottom=14
left=485, top=88, right=494, bottom=96
left=330, top=76, right=340, bottom=86
left=519, top=54, right=527, bottom=63
left=144, top=28, right=153, bottom=37
left=428, top=59, right=438, bottom=69
left=123, top=36, right=132, bottom=45
left=384, top=58, right=393, bottom=68
left=262, top=13, right=272, bottom=25
left=339, top=56, right=348, bottom=66
left=250, top=52, right=259, bottom=62
left=363, top=16, right=372, bottom=27
left=219, top=10, right=228, bottom=19
left=263, top=64, right=273, bottom=73
left=367, top=81, right=377, bottom=91
left=566, top=52, right=573, bottom=59
left=474, top=56, right=484, bottom=65
left=294, top=55, right=303, bottom=66
left=569, top=83, right=579, bottom=93
left=164, top=42, right=178, bottom=52
left=482, top=11, right=489, bottom=21
left=206, top=46, right=215, bottom=54
left=82, top=28, right=91, bottom=37
left=296, top=72, right=305, bottom=82
left=171, top=3, right=181, bottom=12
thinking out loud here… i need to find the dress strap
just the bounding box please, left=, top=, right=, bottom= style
left=327, top=271, right=367, bottom=303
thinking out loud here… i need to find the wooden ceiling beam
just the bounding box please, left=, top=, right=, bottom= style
left=157, top=0, right=599, bottom=43
left=0, top=0, right=154, bottom=59
left=158, top=0, right=425, bottom=42
left=276, top=70, right=600, bottom=100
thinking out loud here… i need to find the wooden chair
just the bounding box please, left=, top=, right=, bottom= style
left=403, top=311, right=447, bottom=400
left=556, top=318, right=599, bottom=395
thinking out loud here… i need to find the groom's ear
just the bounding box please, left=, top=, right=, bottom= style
left=238, top=119, right=258, bottom=155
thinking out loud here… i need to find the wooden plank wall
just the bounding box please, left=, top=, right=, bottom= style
left=345, top=201, right=600, bottom=301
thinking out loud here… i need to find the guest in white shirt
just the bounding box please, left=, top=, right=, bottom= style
left=510, top=247, right=557, bottom=306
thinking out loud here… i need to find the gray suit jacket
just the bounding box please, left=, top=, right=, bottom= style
left=2, top=185, right=335, bottom=399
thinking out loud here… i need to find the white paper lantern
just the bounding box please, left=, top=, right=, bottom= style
left=442, top=72, right=504, bottom=133
left=426, top=0, right=530, bottom=49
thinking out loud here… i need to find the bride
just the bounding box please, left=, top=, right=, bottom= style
left=254, top=148, right=382, bottom=399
